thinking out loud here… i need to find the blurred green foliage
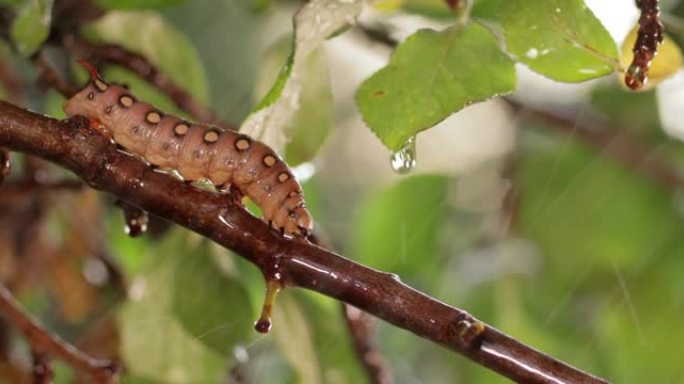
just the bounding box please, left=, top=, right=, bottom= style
left=10, top=0, right=52, bottom=56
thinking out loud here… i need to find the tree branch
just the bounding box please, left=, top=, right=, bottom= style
left=0, top=100, right=609, bottom=383
left=0, top=283, right=119, bottom=383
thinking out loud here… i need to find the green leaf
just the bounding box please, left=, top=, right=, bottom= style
left=172, top=239, right=254, bottom=356
left=82, top=11, right=208, bottom=104
left=590, top=84, right=663, bottom=138
left=294, top=292, right=368, bottom=383
left=94, top=0, right=186, bottom=9
left=351, top=174, right=451, bottom=281
left=240, top=0, right=362, bottom=152
left=10, top=0, right=53, bottom=56
left=119, top=231, right=226, bottom=383
left=255, top=38, right=332, bottom=165
left=272, top=293, right=322, bottom=384
left=285, top=51, right=332, bottom=165
left=356, top=23, right=515, bottom=151
left=499, top=0, right=618, bottom=82
left=518, top=127, right=683, bottom=278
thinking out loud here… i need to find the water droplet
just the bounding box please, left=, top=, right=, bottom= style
left=254, top=318, right=272, bottom=334
left=120, top=202, right=149, bottom=237
left=254, top=280, right=282, bottom=334
left=390, top=136, right=417, bottom=174
left=0, top=149, right=10, bottom=184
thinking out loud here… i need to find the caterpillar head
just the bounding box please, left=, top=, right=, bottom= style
left=285, top=205, right=313, bottom=237
left=64, top=61, right=112, bottom=119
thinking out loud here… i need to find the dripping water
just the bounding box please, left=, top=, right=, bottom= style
left=390, top=136, right=417, bottom=174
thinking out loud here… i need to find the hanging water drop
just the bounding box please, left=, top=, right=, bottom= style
left=117, top=200, right=149, bottom=237
left=0, top=149, right=10, bottom=184
left=390, top=136, right=417, bottom=174
left=254, top=280, right=282, bottom=334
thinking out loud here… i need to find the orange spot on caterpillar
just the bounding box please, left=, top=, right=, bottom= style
left=174, top=123, right=190, bottom=136
left=203, top=129, right=220, bottom=143
left=146, top=111, right=162, bottom=124
left=372, top=90, right=386, bottom=97
left=235, top=138, right=251, bottom=151
left=263, top=155, right=276, bottom=167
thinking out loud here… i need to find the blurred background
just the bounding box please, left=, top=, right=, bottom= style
left=2, top=0, right=684, bottom=383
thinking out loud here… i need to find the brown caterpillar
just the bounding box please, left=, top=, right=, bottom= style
left=64, top=61, right=313, bottom=237
left=625, top=0, right=664, bottom=90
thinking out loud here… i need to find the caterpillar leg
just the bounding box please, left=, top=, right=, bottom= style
left=87, top=117, right=113, bottom=141
left=227, top=184, right=245, bottom=207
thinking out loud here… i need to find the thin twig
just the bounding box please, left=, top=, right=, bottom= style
left=31, top=350, right=53, bottom=384
left=0, top=283, right=119, bottom=384
left=504, top=98, right=684, bottom=192
left=0, top=100, right=609, bottom=384
left=342, top=304, right=393, bottom=384
left=60, top=35, right=237, bottom=130
left=0, top=179, right=83, bottom=200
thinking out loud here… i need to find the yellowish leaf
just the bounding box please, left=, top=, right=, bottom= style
left=620, top=25, right=683, bottom=91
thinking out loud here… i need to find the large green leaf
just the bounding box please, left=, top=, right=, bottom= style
left=240, top=0, right=361, bottom=152
left=351, top=174, right=451, bottom=281
left=500, top=0, right=618, bottom=82
left=255, top=38, right=333, bottom=165
left=94, top=0, right=186, bottom=9
left=518, top=126, right=684, bottom=278
left=272, top=293, right=322, bottom=384
left=119, top=232, right=226, bottom=383
left=10, top=0, right=53, bottom=56
left=356, top=23, right=515, bottom=151
left=172, top=239, right=254, bottom=356
left=82, top=11, right=208, bottom=104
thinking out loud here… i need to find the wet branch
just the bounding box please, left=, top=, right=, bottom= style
left=0, top=283, right=119, bottom=383
left=0, top=100, right=608, bottom=384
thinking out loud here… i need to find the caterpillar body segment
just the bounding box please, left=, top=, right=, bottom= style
left=64, top=62, right=313, bottom=237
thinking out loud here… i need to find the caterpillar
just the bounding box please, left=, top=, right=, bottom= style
left=625, top=0, right=663, bottom=90
left=64, top=61, right=313, bottom=237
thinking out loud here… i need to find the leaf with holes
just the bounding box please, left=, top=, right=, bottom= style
left=500, top=0, right=618, bottom=82
left=356, top=23, right=515, bottom=151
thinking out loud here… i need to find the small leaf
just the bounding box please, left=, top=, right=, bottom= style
left=94, top=0, right=186, bottom=9
left=10, top=0, right=53, bottom=56
left=82, top=11, right=208, bottom=103
left=240, top=0, right=362, bottom=152
left=619, top=26, right=683, bottom=91
left=500, top=0, right=618, bottom=82
left=356, top=23, right=515, bottom=151
left=351, top=174, right=451, bottom=281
